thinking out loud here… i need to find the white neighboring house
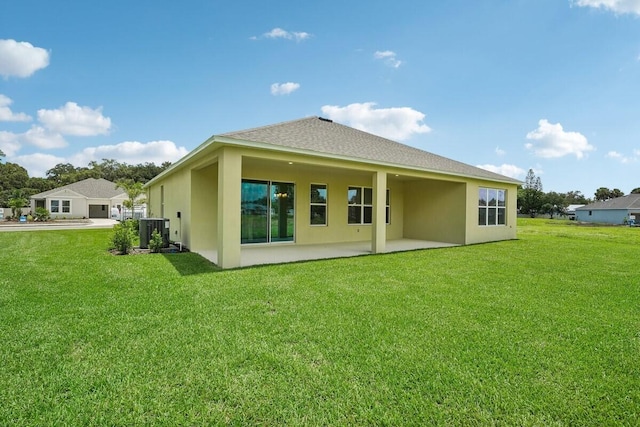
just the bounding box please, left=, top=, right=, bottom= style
left=30, top=178, right=143, bottom=219
left=565, top=204, right=585, bottom=219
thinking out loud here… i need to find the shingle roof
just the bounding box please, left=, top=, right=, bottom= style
left=31, top=178, right=126, bottom=199
left=220, top=117, right=521, bottom=184
left=576, top=194, right=640, bottom=211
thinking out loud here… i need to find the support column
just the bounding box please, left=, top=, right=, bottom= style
left=372, top=171, right=387, bottom=254
left=217, top=148, right=242, bottom=268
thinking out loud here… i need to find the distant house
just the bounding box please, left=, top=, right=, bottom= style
left=565, top=204, right=585, bottom=219
left=145, top=116, right=522, bottom=269
left=575, top=194, right=640, bottom=225
left=30, top=178, right=129, bottom=219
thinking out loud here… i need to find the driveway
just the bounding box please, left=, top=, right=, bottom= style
left=0, top=218, right=119, bottom=232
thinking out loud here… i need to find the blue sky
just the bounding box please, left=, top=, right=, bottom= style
left=1, top=0, right=639, bottom=197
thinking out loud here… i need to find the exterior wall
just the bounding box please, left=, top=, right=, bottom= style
left=403, top=179, right=467, bottom=244
left=575, top=209, right=629, bottom=225
left=146, top=142, right=520, bottom=261
left=191, top=163, right=218, bottom=252
left=147, top=166, right=192, bottom=247
left=47, top=196, right=87, bottom=218
left=465, top=180, right=518, bottom=244
left=241, top=157, right=404, bottom=245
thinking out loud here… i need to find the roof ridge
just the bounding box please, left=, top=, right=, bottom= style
left=220, top=116, right=319, bottom=137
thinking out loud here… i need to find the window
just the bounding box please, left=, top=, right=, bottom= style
left=50, top=199, right=71, bottom=214
left=478, top=188, right=506, bottom=226
left=241, top=180, right=295, bottom=244
left=160, top=185, right=165, bottom=218
left=348, top=186, right=390, bottom=225
left=310, top=184, right=327, bottom=225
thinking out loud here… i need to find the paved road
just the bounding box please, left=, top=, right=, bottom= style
left=0, top=218, right=119, bottom=232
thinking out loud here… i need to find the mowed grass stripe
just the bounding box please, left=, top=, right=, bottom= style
left=0, top=219, right=638, bottom=425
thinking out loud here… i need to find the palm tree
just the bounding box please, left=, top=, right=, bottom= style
left=115, top=179, right=146, bottom=220
left=8, top=190, right=28, bottom=219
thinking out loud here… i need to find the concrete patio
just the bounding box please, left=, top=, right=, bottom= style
left=199, top=239, right=458, bottom=268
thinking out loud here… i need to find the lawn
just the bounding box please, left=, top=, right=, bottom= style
left=0, top=219, right=638, bottom=425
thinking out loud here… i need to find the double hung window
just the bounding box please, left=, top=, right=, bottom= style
left=50, top=200, right=71, bottom=214
left=310, top=184, right=327, bottom=225
left=348, top=186, right=390, bottom=224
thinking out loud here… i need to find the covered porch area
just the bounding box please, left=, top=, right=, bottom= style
left=199, top=238, right=458, bottom=268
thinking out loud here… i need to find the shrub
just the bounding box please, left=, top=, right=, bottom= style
left=124, top=219, right=140, bottom=236
left=149, top=229, right=163, bottom=253
left=34, top=208, right=50, bottom=221
left=110, top=222, right=135, bottom=254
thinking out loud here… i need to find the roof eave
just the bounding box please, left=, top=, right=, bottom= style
left=144, top=134, right=217, bottom=188
left=145, top=135, right=522, bottom=188
left=218, top=136, right=522, bottom=185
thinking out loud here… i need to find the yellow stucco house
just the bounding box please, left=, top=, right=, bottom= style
left=145, top=117, right=520, bottom=269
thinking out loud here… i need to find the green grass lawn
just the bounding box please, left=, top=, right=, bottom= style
left=1, top=219, right=638, bottom=425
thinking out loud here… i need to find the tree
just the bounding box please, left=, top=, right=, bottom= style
left=8, top=190, right=28, bottom=218
left=631, top=188, right=640, bottom=194
left=594, top=187, right=624, bottom=201
left=0, top=162, right=30, bottom=206
left=594, top=187, right=611, bottom=201
left=518, top=169, right=544, bottom=217
left=116, top=179, right=146, bottom=220
left=46, top=163, right=80, bottom=186
left=541, top=191, right=566, bottom=218
left=563, top=190, right=589, bottom=205
left=611, top=188, right=624, bottom=199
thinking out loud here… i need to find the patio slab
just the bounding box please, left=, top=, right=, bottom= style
left=199, top=239, right=458, bottom=268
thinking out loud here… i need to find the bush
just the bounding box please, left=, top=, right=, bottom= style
left=149, top=229, right=163, bottom=253
left=110, top=222, right=135, bottom=254
left=34, top=207, right=50, bottom=221
left=124, top=219, right=140, bottom=236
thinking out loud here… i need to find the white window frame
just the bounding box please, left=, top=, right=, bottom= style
left=478, top=188, right=506, bottom=226
left=310, top=183, right=327, bottom=226
left=348, top=186, right=390, bottom=225
left=50, top=199, right=71, bottom=214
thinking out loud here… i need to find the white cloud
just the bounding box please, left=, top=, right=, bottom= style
left=476, top=164, right=527, bottom=179
left=5, top=140, right=189, bottom=178
left=606, top=150, right=638, bottom=163
left=374, top=50, right=402, bottom=68
left=37, top=102, right=111, bottom=136
left=0, top=126, right=66, bottom=151
left=258, top=28, right=311, bottom=42
left=0, top=94, right=31, bottom=122
left=11, top=153, right=66, bottom=178
left=270, top=82, right=300, bottom=95
left=0, top=39, right=50, bottom=78
left=320, top=102, right=431, bottom=141
left=495, top=146, right=506, bottom=156
left=69, top=140, right=188, bottom=167
left=0, top=131, right=21, bottom=156
left=22, top=126, right=67, bottom=149
left=572, top=0, right=640, bottom=15
left=525, top=119, right=595, bottom=159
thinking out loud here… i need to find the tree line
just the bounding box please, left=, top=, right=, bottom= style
left=0, top=155, right=170, bottom=207
left=518, top=169, right=640, bottom=218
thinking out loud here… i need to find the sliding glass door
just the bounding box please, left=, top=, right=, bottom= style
left=241, top=180, right=294, bottom=244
